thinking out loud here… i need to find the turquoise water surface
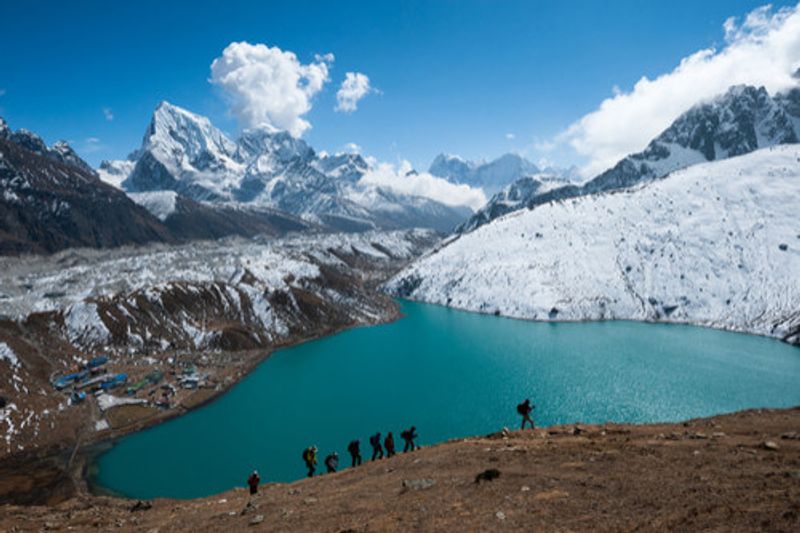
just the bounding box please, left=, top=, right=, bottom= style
left=93, top=301, right=800, bottom=499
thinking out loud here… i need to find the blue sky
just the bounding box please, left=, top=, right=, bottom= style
left=1, top=0, right=798, bottom=171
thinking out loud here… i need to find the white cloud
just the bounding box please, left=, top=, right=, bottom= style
left=536, top=157, right=554, bottom=169
left=102, top=107, right=114, bottom=121
left=562, top=3, right=800, bottom=177
left=335, top=72, right=372, bottom=112
left=505, top=132, right=515, bottom=140
left=82, top=137, right=104, bottom=154
left=210, top=41, right=334, bottom=137
left=532, top=138, right=555, bottom=152
left=342, top=142, right=362, bottom=153
left=358, top=160, right=486, bottom=210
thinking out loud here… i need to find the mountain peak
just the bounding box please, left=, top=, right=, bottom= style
left=237, top=127, right=314, bottom=162
left=142, top=101, right=238, bottom=164
left=429, top=152, right=539, bottom=194
left=8, top=128, right=51, bottom=158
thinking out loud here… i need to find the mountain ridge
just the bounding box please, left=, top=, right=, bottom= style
left=459, top=84, right=800, bottom=232
left=112, top=102, right=471, bottom=233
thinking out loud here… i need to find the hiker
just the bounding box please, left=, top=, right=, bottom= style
left=347, top=439, right=362, bottom=467
left=384, top=431, right=396, bottom=457
left=247, top=470, right=260, bottom=495
left=325, top=452, right=339, bottom=473
left=370, top=432, right=384, bottom=461
left=401, top=426, right=418, bottom=452
left=517, top=399, right=536, bottom=429
left=302, top=445, right=318, bottom=477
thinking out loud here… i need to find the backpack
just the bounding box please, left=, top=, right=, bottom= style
left=401, top=430, right=410, bottom=440
left=302, top=448, right=312, bottom=462
left=517, top=402, right=527, bottom=415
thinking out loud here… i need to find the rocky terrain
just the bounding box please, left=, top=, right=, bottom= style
left=1, top=408, right=798, bottom=531
left=0, top=120, right=175, bottom=254
left=0, top=229, right=438, bottom=504
left=461, top=84, right=800, bottom=232
left=388, top=145, right=800, bottom=344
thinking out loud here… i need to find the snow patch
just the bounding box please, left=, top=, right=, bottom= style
left=0, top=342, right=18, bottom=367
left=129, top=191, right=179, bottom=221
left=64, top=302, right=111, bottom=346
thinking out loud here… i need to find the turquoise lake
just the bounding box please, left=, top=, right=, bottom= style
left=93, top=301, right=800, bottom=499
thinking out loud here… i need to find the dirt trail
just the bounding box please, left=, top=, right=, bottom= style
left=2, top=407, right=799, bottom=532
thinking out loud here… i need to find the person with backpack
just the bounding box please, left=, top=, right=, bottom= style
left=369, top=432, right=384, bottom=460
left=347, top=439, right=362, bottom=467
left=247, top=470, right=260, bottom=495
left=324, top=452, right=339, bottom=473
left=401, top=426, right=418, bottom=452
left=384, top=431, right=396, bottom=457
left=302, top=445, right=318, bottom=477
left=517, top=399, right=536, bottom=429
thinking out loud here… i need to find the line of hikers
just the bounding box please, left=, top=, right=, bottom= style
left=301, top=426, right=419, bottom=478
left=247, top=400, right=535, bottom=494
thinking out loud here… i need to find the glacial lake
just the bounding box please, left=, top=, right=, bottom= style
left=92, top=301, right=800, bottom=499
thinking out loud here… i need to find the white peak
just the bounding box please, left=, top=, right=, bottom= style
left=143, top=101, right=237, bottom=161
left=51, top=140, right=73, bottom=153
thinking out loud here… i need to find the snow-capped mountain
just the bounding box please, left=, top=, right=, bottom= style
left=428, top=153, right=542, bottom=194
left=96, top=159, right=136, bottom=189
left=387, top=144, right=800, bottom=344
left=0, top=118, right=175, bottom=254
left=460, top=84, right=800, bottom=232
left=112, top=102, right=470, bottom=233
left=583, top=84, right=799, bottom=194
left=0, top=117, right=321, bottom=254
left=456, top=173, right=573, bottom=232
left=2, top=120, right=96, bottom=176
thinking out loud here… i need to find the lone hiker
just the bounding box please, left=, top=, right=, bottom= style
left=384, top=431, right=396, bottom=457
left=325, top=452, right=339, bottom=473
left=370, top=432, right=384, bottom=461
left=247, top=470, right=260, bottom=495
left=347, top=439, right=362, bottom=467
left=302, top=445, right=318, bottom=477
left=401, top=426, right=418, bottom=452
left=517, top=398, right=536, bottom=429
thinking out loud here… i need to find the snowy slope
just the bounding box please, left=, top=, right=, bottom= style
left=128, top=191, right=179, bottom=221
left=387, top=145, right=800, bottom=344
left=97, top=159, right=135, bottom=189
